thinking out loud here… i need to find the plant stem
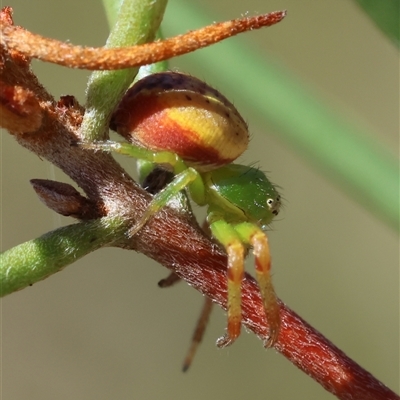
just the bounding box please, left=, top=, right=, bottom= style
left=0, top=218, right=123, bottom=296
left=80, top=0, right=168, bottom=141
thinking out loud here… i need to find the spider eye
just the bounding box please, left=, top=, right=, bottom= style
left=267, top=195, right=281, bottom=216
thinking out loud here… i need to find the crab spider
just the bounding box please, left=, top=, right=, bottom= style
left=84, top=72, right=282, bottom=348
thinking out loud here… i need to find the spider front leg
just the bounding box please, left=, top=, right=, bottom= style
left=129, top=166, right=204, bottom=237
left=236, top=222, right=280, bottom=347
left=82, top=140, right=201, bottom=235
left=209, top=219, right=246, bottom=347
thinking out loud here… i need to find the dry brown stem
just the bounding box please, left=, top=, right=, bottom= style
left=0, top=11, right=286, bottom=70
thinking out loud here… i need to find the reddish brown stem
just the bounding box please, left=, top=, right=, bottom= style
left=0, top=11, right=286, bottom=70
left=0, top=82, right=42, bottom=132
left=153, top=240, right=397, bottom=400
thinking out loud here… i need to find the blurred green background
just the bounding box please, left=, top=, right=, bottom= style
left=1, top=0, right=398, bottom=399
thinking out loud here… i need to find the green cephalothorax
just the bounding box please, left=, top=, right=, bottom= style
left=204, top=164, right=281, bottom=228
left=84, top=71, right=282, bottom=359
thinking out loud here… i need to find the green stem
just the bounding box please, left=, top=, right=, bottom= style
left=0, top=218, right=124, bottom=297
left=102, top=0, right=123, bottom=25
left=135, top=31, right=169, bottom=80
left=81, top=0, right=168, bottom=142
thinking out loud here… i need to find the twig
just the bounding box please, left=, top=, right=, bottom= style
left=0, top=11, right=286, bottom=70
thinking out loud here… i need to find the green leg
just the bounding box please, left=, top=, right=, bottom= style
left=136, top=159, right=156, bottom=186
left=209, top=219, right=245, bottom=348
left=129, top=167, right=203, bottom=237
left=82, top=140, right=187, bottom=174
left=235, top=222, right=280, bottom=347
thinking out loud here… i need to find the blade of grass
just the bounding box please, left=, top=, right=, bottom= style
left=353, top=0, right=400, bottom=47
left=162, top=1, right=399, bottom=231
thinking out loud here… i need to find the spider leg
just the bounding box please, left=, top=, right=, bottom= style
left=210, top=219, right=245, bottom=348
left=157, top=272, right=181, bottom=288
left=81, top=140, right=183, bottom=168
left=129, top=167, right=201, bottom=236
left=236, top=223, right=280, bottom=347
left=182, top=297, right=213, bottom=372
